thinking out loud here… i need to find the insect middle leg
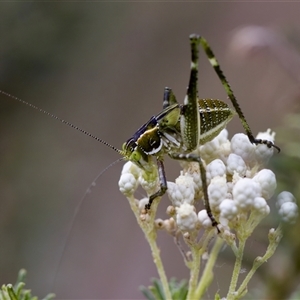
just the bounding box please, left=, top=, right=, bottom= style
left=170, top=152, right=218, bottom=229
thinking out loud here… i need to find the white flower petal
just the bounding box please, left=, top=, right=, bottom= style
left=278, top=202, right=298, bottom=224
left=233, top=178, right=261, bottom=210
left=226, top=153, right=247, bottom=176
left=176, top=203, right=198, bottom=231
left=253, top=169, right=277, bottom=199
left=197, top=209, right=213, bottom=228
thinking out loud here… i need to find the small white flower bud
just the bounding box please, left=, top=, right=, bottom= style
left=254, top=143, right=274, bottom=163
left=232, top=178, right=261, bottom=210
left=219, top=140, right=232, bottom=162
left=231, top=133, right=255, bottom=163
left=253, top=197, right=270, bottom=216
left=200, top=138, right=220, bottom=162
left=140, top=213, right=150, bottom=222
left=208, top=176, right=228, bottom=210
left=254, top=129, right=276, bottom=163
left=121, top=161, right=140, bottom=177
left=183, top=232, right=190, bottom=240
left=278, top=202, right=298, bottom=223
left=200, top=130, right=228, bottom=162
left=164, top=218, right=177, bottom=233
left=219, top=199, right=238, bottom=220
left=252, top=169, right=277, bottom=199
left=176, top=203, right=198, bottom=231
left=166, top=205, right=176, bottom=216
left=197, top=209, right=213, bottom=228
left=206, top=159, right=226, bottom=181
left=256, top=128, right=276, bottom=143
left=217, top=130, right=232, bottom=161
left=217, top=129, right=229, bottom=144
left=276, top=191, right=296, bottom=209
left=176, top=174, right=195, bottom=204
left=167, top=174, right=195, bottom=207
left=155, top=218, right=165, bottom=229
left=118, top=172, right=138, bottom=196
left=167, top=181, right=182, bottom=207
left=226, top=153, right=247, bottom=176
left=187, top=169, right=202, bottom=197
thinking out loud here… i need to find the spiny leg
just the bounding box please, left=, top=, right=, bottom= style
left=199, top=37, right=280, bottom=152
left=145, top=35, right=218, bottom=230
left=178, top=34, right=218, bottom=229
left=144, top=87, right=177, bottom=211
left=180, top=34, right=201, bottom=151
left=145, top=159, right=167, bottom=211
left=170, top=153, right=219, bottom=231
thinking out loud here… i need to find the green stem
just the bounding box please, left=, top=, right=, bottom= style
left=227, top=237, right=246, bottom=300
left=146, top=231, right=172, bottom=300
left=236, top=225, right=283, bottom=298
left=186, top=245, right=201, bottom=299
left=186, top=229, right=215, bottom=299
left=194, top=237, right=224, bottom=299
left=127, top=195, right=172, bottom=300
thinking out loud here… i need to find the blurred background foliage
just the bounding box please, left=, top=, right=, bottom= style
left=0, top=2, right=300, bottom=299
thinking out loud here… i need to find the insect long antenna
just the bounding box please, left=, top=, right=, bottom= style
left=0, top=90, right=123, bottom=155
left=52, top=156, right=125, bottom=291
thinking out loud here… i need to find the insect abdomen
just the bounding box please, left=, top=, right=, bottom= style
left=199, top=99, right=235, bottom=144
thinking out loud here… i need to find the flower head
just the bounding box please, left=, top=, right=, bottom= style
left=119, top=129, right=297, bottom=236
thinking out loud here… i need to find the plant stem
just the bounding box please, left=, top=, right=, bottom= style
left=146, top=230, right=172, bottom=300
left=127, top=195, right=172, bottom=299
left=186, top=245, right=201, bottom=299
left=194, top=237, right=224, bottom=299
left=227, top=237, right=246, bottom=300
left=236, top=225, right=283, bottom=298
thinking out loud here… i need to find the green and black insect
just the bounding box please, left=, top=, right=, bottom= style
left=121, top=34, right=279, bottom=227
left=0, top=34, right=279, bottom=228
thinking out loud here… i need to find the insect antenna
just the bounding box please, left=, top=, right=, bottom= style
left=0, top=89, right=128, bottom=290
left=0, top=90, right=123, bottom=155
left=51, top=156, right=125, bottom=291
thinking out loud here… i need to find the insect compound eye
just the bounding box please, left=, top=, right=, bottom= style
left=137, top=127, right=162, bottom=155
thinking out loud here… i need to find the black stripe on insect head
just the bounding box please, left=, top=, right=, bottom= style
left=132, top=116, right=158, bottom=142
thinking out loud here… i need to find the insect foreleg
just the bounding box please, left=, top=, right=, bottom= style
left=145, top=159, right=167, bottom=211
left=199, top=37, right=280, bottom=152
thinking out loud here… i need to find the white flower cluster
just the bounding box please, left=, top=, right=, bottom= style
left=118, top=129, right=298, bottom=234
left=276, top=191, right=298, bottom=223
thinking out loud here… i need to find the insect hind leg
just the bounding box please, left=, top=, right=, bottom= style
left=199, top=36, right=280, bottom=152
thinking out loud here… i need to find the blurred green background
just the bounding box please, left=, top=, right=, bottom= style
left=0, top=2, right=300, bottom=299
